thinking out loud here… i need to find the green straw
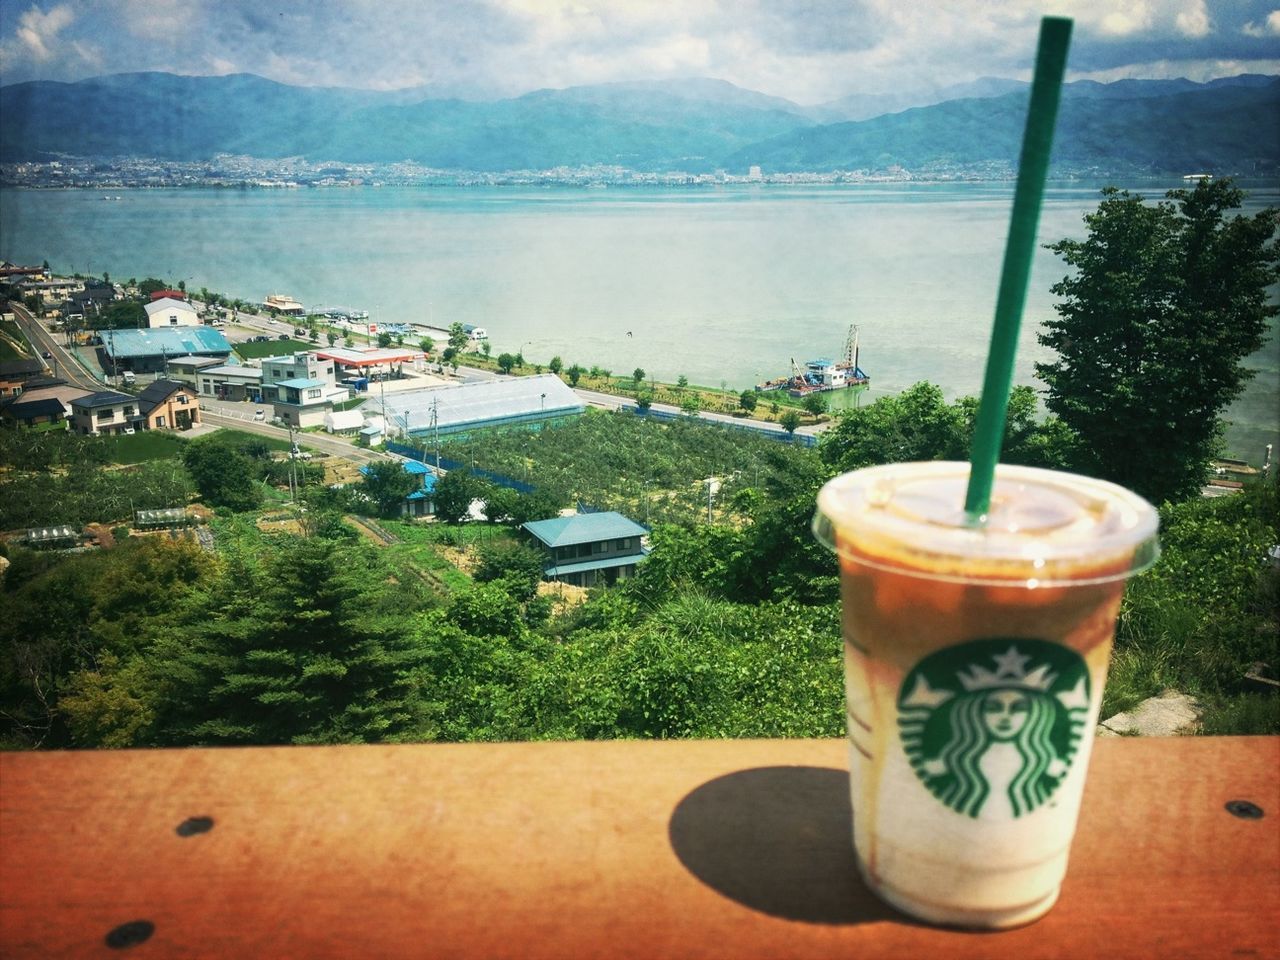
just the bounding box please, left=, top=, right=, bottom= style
left=964, top=16, right=1073, bottom=521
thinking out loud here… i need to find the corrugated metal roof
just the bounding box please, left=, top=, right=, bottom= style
left=369, top=374, right=583, bottom=433
left=144, top=298, right=197, bottom=317
left=544, top=553, right=646, bottom=577
left=103, top=327, right=231, bottom=359
left=275, top=377, right=326, bottom=389
left=200, top=365, right=262, bottom=378
left=523, top=512, right=648, bottom=548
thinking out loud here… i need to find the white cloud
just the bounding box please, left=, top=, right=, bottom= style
left=13, top=3, right=74, bottom=61
left=1175, top=0, right=1211, bottom=37
left=1241, top=11, right=1280, bottom=36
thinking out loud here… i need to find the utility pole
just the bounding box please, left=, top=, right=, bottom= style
left=431, top=396, right=441, bottom=473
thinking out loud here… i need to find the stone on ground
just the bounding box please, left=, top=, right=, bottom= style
left=1097, top=690, right=1203, bottom=737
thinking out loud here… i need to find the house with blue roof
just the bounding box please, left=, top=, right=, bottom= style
left=359, top=459, right=438, bottom=517
left=521, top=511, right=649, bottom=587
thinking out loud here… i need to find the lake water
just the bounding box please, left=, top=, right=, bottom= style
left=2, top=181, right=1276, bottom=460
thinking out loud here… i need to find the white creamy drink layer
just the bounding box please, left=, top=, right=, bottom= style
left=846, top=644, right=1110, bottom=920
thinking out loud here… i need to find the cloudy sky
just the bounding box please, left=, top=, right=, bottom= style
left=1, top=0, right=1277, bottom=103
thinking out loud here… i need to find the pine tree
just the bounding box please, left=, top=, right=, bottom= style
left=155, top=539, right=433, bottom=745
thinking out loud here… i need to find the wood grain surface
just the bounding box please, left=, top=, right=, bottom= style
left=1, top=737, right=1276, bottom=958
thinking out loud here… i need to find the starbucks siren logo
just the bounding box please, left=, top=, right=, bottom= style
left=898, top=639, right=1090, bottom=820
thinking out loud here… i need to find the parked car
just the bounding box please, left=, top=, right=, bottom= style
left=42, top=350, right=52, bottom=358
left=254, top=409, right=265, bottom=421
left=278, top=333, right=291, bottom=340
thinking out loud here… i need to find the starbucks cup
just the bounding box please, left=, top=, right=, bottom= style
left=813, top=461, right=1159, bottom=929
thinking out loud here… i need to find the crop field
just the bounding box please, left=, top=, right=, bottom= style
left=435, top=407, right=820, bottom=526
left=103, top=431, right=185, bottom=464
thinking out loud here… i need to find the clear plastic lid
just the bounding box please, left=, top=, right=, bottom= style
left=813, top=462, right=1160, bottom=586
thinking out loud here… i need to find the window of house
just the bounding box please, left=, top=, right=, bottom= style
left=178, top=394, right=188, bottom=404
left=96, top=409, right=112, bottom=421
left=123, top=406, right=134, bottom=416
left=592, top=541, right=607, bottom=554
left=306, top=388, right=321, bottom=399
left=169, top=315, right=178, bottom=325
left=617, top=538, right=632, bottom=550
left=157, top=415, right=166, bottom=427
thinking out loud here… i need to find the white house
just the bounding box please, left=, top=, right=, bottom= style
left=144, top=297, right=199, bottom=328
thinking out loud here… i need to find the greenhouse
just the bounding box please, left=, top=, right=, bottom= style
left=370, top=374, right=584, bottom=441
left=24, top=525, right=81, bottom=549
left=134, top=507, right=191, bottom=530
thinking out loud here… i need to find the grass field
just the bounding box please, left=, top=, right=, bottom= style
left=0, top=319, right=31, bottom=361
left=102, top=431, right=186, bottom=464
left=233, top=338, right=316, bottom=359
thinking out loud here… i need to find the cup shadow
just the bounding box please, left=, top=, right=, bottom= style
left=667, top=765, right=900, bottom=926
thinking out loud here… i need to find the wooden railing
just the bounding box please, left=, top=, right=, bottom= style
left=2, top=736, right=1276, bottom=958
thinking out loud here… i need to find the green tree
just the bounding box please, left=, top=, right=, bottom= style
left=1038, top=180, right=1278, bottom=504
left=360, top=460, right=418, bottom=518
left=819, top=382, right=965, bottom=470
left=327, top=331, right=338, bottom=347
left=481, top=340, right=492, bottom=358
left=566, top=364, right=583, bottom=387
left=636, top=392, right=653, bottom=412
left=448, top=322, right=469, bottom=354
left=496, top=352, right=517, bottom=375
left=95, top=300, right=146, bottom=330
left=632, top=367, right=645, bottom=386
left=739, top=390, right=758, bottom=414
left=548, top=356, right=563, bottom=375
left=138, top=278, right=168, bottom=298
left=418, top=336, right=434, bottom=355
left=680, top=394, right=701, bottom=417
left=434, top=469, right=479, bottom=524
left=153, top=539, right=434, bottom=745
left=676, top=375, right=688, bottom=391
left=779, top=410, right=802, bottom=435
left=473, top=541, right=546, bottom=602
left=182, top=436, right=262, bottom=511
left=801, top=393, right=828, bottom=417
left=377, top=332, right=393, bottom=348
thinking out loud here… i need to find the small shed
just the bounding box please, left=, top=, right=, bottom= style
left=325, top=409, right=366, bottom=434
left=134, top=507, right=191, bottom=530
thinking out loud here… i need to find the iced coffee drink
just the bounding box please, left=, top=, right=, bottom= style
left=813, top=462, right=1158, bottom=928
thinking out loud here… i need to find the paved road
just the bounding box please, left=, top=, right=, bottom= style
left=8, top=302, right=103, bottom=391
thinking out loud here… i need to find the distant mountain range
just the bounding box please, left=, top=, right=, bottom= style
left=1, top=71, right=1275, bottom=176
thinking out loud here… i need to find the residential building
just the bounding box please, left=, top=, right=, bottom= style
left=165, top=355, right=225, bottom=387
left=144, top=297, right=199, bottom=328
left=196, top=364, right=263, bottom=402
left=521, top=512, right=649, bottom=587
left=0, top=358, right=47, bottom=398
left=137, top=379, right=201, bottom=430
left=371, top=373, right=585, bottom=442
left=0, top=378, right=92, bottom=426
left=260, top=351, right=344, bottom=428
left=17, top=276, right=81, bottom=304
left=71, top=390, right=139, bottom=436
left=359, top=460, right=437, bottom=517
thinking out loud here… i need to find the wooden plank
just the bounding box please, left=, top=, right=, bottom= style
left=1, top=737, right=1276, bottom=959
